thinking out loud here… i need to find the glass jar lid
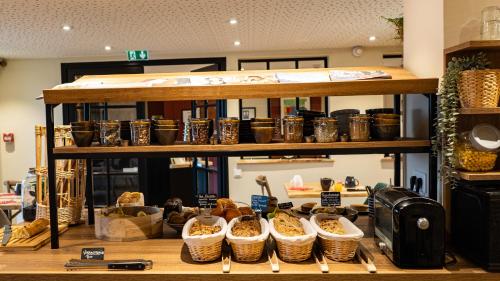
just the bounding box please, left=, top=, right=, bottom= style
left=470, top=124, right=500, bottom=151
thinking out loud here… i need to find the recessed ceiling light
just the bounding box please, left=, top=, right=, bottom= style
left=62, top=25, right=72, bottom=31
left=234, top=41, right=241, bottom=46
left=229, top=18, right=238, bottom=25
left=369, top=36, right=376, bottom=41
left=104, top=45, right=112, bottom=51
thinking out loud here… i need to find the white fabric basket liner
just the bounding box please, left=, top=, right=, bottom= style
left=310, top=214, right=364, bottom=241
left=226, top=217, right=269, bottom=245
left=269, top=217, right=317, bottom=246
left=182, top=215, right=228, bottom=246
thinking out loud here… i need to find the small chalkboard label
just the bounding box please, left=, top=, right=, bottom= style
left=197, top=194, right=218, bottom=209
left=321, top=192, right=341, bottom=207
left=278, top=202, right=294, bottom=209
left=81, top=247, right=104, bottom=260
left=251, top=195, right=269, bottom=212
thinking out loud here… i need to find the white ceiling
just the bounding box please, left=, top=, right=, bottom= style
left=0, top=0, right=402, bottom=59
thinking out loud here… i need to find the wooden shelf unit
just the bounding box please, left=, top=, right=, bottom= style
left=444, top=40, right=500, bottom=68
left=42, top=66, right=439, bottom=249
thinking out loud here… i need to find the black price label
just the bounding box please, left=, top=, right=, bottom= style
left=251, top=195, right=269, bottom=212
left=81, top=247, right=104, bottom=260
left=278, top=202, right=294, bottom=209
left=321, top=192, right=341, bottom=207
left=197, top=194, right=218, bottom=209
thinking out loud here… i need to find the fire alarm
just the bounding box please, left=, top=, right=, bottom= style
left=2, top=133, right=14, bottom=143
left=352, top=46, right=364, bottom=57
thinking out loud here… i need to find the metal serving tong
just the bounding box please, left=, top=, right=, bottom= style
left=64, top=259, right=153, bottom=271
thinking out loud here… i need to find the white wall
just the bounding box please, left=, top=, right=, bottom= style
left=0, top=59, right=63, bottom=188
left=403, top=0, right=444, bottom=200
left=0, top=46, right=401, bottom=197
left=444, top=0, right=500, bottom=48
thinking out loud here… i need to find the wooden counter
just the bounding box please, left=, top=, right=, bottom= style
left=0, top=217, right=498, bottom=281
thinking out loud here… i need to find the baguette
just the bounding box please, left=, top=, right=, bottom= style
left=12, top=218, right=49, bottom=239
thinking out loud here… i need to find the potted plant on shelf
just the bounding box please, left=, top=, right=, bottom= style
left=433, top=52, right=489, bottom=187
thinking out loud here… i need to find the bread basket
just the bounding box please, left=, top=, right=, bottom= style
left=269, top=217, right=317, bottom=262
left=310, top=214, right=364, bottom=261
left=182, top=215, right=227, bottom=262
left=226, top=217, right=269, bottom=262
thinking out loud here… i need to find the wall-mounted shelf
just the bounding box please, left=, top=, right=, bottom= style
left=458, top=170, right=500, bottom=181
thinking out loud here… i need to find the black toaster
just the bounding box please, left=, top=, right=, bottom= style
left=374, top=187, right=445, bottom=268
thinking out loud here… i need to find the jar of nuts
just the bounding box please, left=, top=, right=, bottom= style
left=219, top=118, right=239, bottom=145
left=283, top=116, right=304, bottom=143
left=99, top=120, right=121, bottom=146
left=130, top=119, right=151, bottom=146
left=191, top=118, right=211, bottom=145
left=455, top=124, right=500, bottom=172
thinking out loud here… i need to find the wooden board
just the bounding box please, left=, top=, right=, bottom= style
left=459, top=107, right=500, bottom=115
left=237, top=158, right=335, bottom=165
left=0, top=218, right=499, bottom=281
left=444, top=40, right=500, bottom=55
left=458, top=170, right=500, bottom=181
left=285, top=182, right=368, bottom=198
left=53, top=140, right=431, bottom=156
left=0, top=225, right=68, bottom=251
left=43, top=67, right=438, bottom=104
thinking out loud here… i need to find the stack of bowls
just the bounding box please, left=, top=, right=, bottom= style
left=366, top=108, right=394, bottom=139
left=70, top=121, right=95, bottom=147
left=373, top=113, right=401, bottom=140
left=153, top=119, right=179, bottom=145
left=250, top=118, right=274, bottom=143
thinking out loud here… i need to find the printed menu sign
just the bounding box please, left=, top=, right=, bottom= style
left=197, top=194, right=218, bottom=209
left=321, top=192, right=341, bottom=207
left=81, top=248, right=104, bottom=260
left=251, top=195, right=269, bottom=212
left=278, top=202, right=294, bottom=209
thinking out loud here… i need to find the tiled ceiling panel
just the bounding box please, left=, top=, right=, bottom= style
left=0, top=0, right=402, bottom=59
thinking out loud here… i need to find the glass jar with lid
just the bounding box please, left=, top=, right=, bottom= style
left=130, top=119, right=151, bottom=146
left=349, top=114, right=371, bottom=141
left=313, top=117, right=338, bottom=143
left=283, top=116, right=304, bottom=143
left=99, top=120, right=121, bottom=146
left=455, top=124, right=500, bottom=171
left=190, top=118, right=211, bottom=145
left=219, top=118, right=240, bottom=145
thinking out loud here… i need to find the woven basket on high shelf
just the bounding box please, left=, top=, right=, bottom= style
left=35, top=125, right=86, bottom=225
left=458, top=69, right=500, bottom=108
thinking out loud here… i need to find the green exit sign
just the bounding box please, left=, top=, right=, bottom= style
left=127, top=50, right=149, bottom=61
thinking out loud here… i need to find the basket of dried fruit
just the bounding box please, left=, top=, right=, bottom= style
left=182, top=215, right=228, bottom=262
left=310, top=214, right=364, bottom=261
left=226, top=216, right=269, bottom=262
left=269, top=211, right=317, bottom=262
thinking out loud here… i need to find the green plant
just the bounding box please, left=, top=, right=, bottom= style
left=434, top=52, right=489, bottom=187
left=382, top=16, right=403, bottom=41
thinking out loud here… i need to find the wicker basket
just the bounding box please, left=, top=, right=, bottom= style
left=182, top=216, right=228, bottom=262
left=458, top=69, right=500, bottom=108
left=269, top=217, right=317, bottom=262
left=310, top=215, right=364, bottom=261
left=36, top=198, right=83, bottom=225
left=226, top=218, right=269, bottom=262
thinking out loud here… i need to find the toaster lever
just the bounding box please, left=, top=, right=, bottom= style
left=417, top=217, right=429, bottom=230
